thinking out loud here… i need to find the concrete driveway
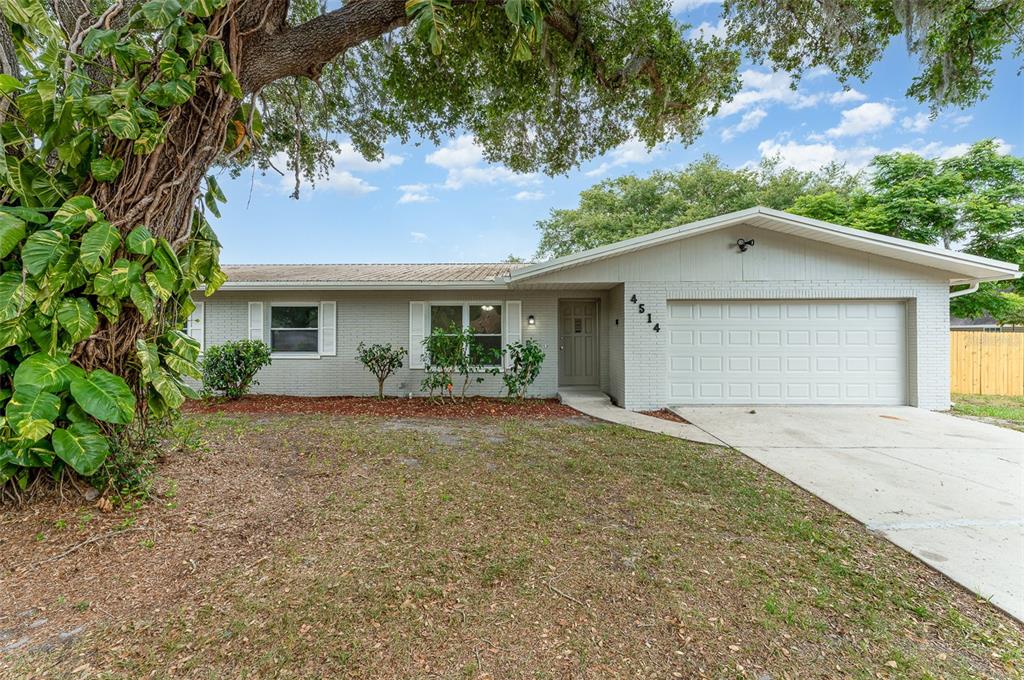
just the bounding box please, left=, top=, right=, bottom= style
left=670, top=405, right=1024, bottom=621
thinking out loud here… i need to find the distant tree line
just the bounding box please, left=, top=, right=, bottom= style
left=535, top=140, right=1024, bottom=323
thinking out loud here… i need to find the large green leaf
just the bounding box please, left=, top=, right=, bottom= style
left=0, top=273, right=39, bottom=323
left=52, top=422, right=110, bottom=476
left=90, top=157, right=124, bottom=182
left=0, top=73, right=22, bottom=94
left=52, top=195, right=102, bottom=228
left=79, top=221, right=121, bottom=273
left=111, top=258, right=143, bottom=296
left=136, top=339, right=160, bottom=382
left=130, top=282, right=155, bottom=321
left=126, top=225, right=155, bottom=255
left=56, top=298, right=99, bottom=343
left=6, top=386, right=61, bottom=441
left=164, top=329, right=200, bottom=363
left=161, top=349, right=201, bottom=380
left=22, top=230, right=69, bottom=276
left=151, top=368, right=186, bottom=409
left=0, top=206, right=49, bottom=224
left=107, top=109, right=140, bottom=140
left=141, top=0, right=182, bottom=28
left=13, top=352, right=82, bottom=392
left=70, top=369, right=136, bottom=425
left=0, top=212, right=26, bottom=258
left=188, top=0, right=227, bottom=18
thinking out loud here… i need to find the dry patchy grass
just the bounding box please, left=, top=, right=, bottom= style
left=2, top=413, right=1021, bottom=679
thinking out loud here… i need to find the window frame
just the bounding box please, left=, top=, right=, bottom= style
left=428, top=301, right=504, bottom=369
left=269, top=302, right=320, bottom=358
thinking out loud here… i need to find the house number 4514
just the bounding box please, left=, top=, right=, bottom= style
left=629, top=294, right=661, bottom=332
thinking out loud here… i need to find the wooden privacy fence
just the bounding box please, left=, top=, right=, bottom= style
left=950, top=331, right=1024, bottom=396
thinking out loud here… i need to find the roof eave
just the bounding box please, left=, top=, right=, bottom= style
left=205, top=280, right=511, bottom=291
left=509, top=206, right=1020, bottom=283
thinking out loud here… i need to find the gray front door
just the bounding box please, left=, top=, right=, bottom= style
left=559, top=300, right=599, bottom=386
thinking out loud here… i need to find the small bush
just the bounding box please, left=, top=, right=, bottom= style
left=420, top=324, right=500, bottom=401
left=357, top=342, right=408, bottom=399
left=202, top=340, right=272, bottom=399
left=501, top=340, right=545, bottom=399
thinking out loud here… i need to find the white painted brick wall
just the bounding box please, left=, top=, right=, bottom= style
left=621, top=279, right=952, bottom=411
left=197, top=289, right=605, bottom=398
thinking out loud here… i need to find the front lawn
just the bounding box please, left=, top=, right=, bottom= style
left=952, top=393, right=1024, bottom=431
left=2, top=412, right=1021, bottom=678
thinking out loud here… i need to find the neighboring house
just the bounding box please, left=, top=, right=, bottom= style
left=190, top=207, right=1019, bottom=411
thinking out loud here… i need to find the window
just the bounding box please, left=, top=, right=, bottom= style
left=429, top=303, right=503, bottom=366
left=271, top=304, right=318, bottom=353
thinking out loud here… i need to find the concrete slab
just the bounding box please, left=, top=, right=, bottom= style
left=672, top=405, right=1024, bottom=621
left=557, top=389, right=723, bottom=446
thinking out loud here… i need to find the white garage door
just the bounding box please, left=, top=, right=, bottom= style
left=666, top=300, right=907, bottom=405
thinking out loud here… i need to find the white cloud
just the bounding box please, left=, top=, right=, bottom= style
left=687, top=18, right=728, bottom=41
left=901, top=112, right=931, bottom=133
left=718, top=69, right=824, bottom=117
left=756, top=136, right=1013, bottom=173
left=909, top=138, right=1012, bottom=159
left=826, top=102, right=896, bottom=138
left=514, top=190, right=546, bottom=201
left=397, top=183, right=435, bottom=204
left=829, top=88, right=868, bottom=104
left=949, top=114, right=973, bottom=129
left=269, top=152, right=378, bottom=196
left=426, top=135, right=538, bottom=189
left=410, top=231, right=428, bottom=243
left=757, top=138, right=881, bottom=172
left=585, top=138, right=664, bottom=177
left=670, top=0, right=720, bottom=13
left=318, top=170, right=378, bottom=195
left=721, top=107, right=767, bottom=141
left=330, top=142, right=404, bottom=172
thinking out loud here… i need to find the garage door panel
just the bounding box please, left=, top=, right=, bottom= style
left=667, top=300, right=906, bottom=405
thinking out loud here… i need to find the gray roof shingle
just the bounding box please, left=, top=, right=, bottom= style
left=222, top=263, right=529, bottom=284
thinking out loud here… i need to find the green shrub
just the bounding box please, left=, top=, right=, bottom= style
left=356, top=342, right=408, bottom=399
left=201, top=340, right=272, bottom=399
left=501, top=340, right=545, bottom=399
left=420, top=324, right=501, bottom=401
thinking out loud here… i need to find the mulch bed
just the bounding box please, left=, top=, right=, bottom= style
left=640, top=408, right=690, bottom=424
left=181, top=394, right=581, bottom=419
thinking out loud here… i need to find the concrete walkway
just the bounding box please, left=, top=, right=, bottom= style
left=557, top=389, right=723, bottom=445
left=672, top=405, right=1024, bottom=622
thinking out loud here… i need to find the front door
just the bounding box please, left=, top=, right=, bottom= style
left=559, top=300, right=599, bottom=386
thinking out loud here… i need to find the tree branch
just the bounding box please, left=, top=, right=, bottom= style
left=239, top=0, right=410, bottom=93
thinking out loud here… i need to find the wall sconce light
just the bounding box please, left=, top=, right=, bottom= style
left=736, top=238, right=755, bottom=252
left=527, top=314, right=536, bottom=326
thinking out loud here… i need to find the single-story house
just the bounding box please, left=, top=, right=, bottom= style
left=189, top=207, right=1019, bottom=411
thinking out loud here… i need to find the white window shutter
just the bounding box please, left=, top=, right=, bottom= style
left=187, top=301, right=204, bottom=352
left=319, top=301, right=337, bottom=356
left=248, top=302, right=263, bottom=342
left=504, top=300, right=522, bottom=368
left=409, top=301, right=426, bottom=368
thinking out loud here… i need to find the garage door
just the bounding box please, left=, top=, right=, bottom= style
left=666, top=300, right=907, bottom=405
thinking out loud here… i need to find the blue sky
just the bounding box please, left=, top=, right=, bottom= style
left=213, top=1, right=1023, bottom=265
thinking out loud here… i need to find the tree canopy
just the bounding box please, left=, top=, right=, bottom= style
left=537, top=141, right=1024, bottom=322
left=535, top=156, right=854, bottom=258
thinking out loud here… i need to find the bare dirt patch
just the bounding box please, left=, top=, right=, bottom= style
left=182, top=394, right=580, bottom=419
left=2, top=414, right=1021, bottom=678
